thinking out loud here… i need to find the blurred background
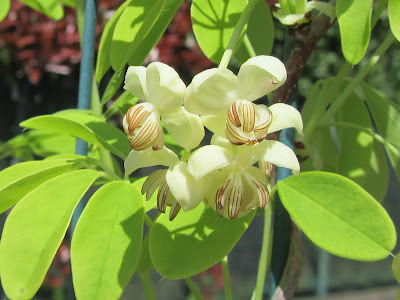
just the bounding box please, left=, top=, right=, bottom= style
left=0, top=1, right=399, bottom=299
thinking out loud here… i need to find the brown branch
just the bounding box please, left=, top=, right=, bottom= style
left=272, top=13, right=336, bottom=105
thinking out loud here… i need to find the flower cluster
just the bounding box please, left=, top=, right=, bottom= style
left=123, top=56, right=303, bottom=220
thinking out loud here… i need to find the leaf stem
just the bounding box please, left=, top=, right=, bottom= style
left=184, top=278, right=204, bottom=300
left=221, top=257, right=233, bottom=300
left=319, top=33, right=396, bottom=124
left=219, top=0, right=261, bottom=68
left=139, top=271, right=156, bottom=300
left=254, top=205, right=273, bottom=300
left=143, top=213, right=154, bottom=229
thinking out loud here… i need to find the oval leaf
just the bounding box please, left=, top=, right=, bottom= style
left=0, top=159, right=82, bottom=214
left=278, top=171, right=396, bottom=261
left=20, top=0, right=64, bottom=20
left=20, top=112, right=129, bottom=159
left=389, top=0, right=400, bottom=42
left=336, top=0, right=372, bottom=64
left=0, top=169, right=101, bottom=300
left=71, top=181, right=144, bottom=300
left=149, top=203, right=254, bottom=279
left=191, top=0, right=247, bottom=63
left=111, top=0, right=166, bottom=71
left=393, top=251, right=400, bottom=284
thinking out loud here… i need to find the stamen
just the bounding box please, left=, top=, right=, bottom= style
left=130, top=120, right=160, bottom=151
left=169, top=202, right=181, bottom=221
left=157, top=181, right=169, bottom=213
left=215, top=179, right=231, bottom=209
left=228, top=185, right=243, bottom=219
left=141, top=170, right=166, bottom=201
left=252, top=179, right=269, bottom=209
left=227, top=102, right=241, bottom=127
left=225, top=122, right=250, bottom=145
left=242, top=102, right=255, bottom=133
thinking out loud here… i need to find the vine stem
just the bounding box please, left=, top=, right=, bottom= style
left=222, top=257, right=233, bottom=300
left=254, top=205, right=273, bottom=300
left=219, top=0, right=261, bottom=68
left=184, top=278, right=204, bottom=300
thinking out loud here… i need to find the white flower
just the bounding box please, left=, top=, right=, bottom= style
left=187, top=135, right=300, bottom=219
left=124, top=147, right=206, bottom=220
left=184, top=56, right=302, bottom=145
left=123, top=62, right=204, bottom=151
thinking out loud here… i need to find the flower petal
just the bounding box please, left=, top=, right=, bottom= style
left=255, top=140, right=300, bottom=175
left=146, top=62, right=186, bottom=113
left=124, top=66, right=148, bottom=100
left=268, top=103, right=303, bottom=133
left=124, top=147, right=179, bottom=176
left=202, top=115, right=226, bottom=138
left=162, top=107, right=205, bottom=151
left=237, top=56, right=287, bottom=101
left=184, top=68, right=238, bottom=116
left=187, top=145, right=234, bottom=180
left=166, top=162, right=205, bottom=211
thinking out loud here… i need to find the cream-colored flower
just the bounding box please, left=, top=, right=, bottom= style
left=184, top=56, right=302, bottom=145
left=123, top=62, right=204, bottom=151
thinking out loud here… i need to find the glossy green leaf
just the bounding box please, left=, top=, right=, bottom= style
left=0, top=159, right=83, bottom=214
left=278, top=171, right=396, bottom=261
left=111, top=0, right=166, bottom=71
left=149, top=203, right=254, bottom=279
left=105, top=91, right=138, bottom=118
left=0, top=169, right=101, bottom=300
left=336, top=0, right=372, bottom=64
left=20, top=0, right=64, bottom=20
left=20, top=111, right=129, bottom=160
left=127, top=0, right=184, bottom=66
left=335, top=91, right=388, bottom=202
left=71, top=181, right=144, bottom=300
left=362, top=83, right=400, bottom=180
left=191, top=0, right=247, bottom=63
left=96, top=0, right=132, bottom=82
left=234, top=0, right=274, bottom=63
left=393, top=252, right=400, bottom=284
left=389, top=0, right=400, bottom=42
left=0, top=0, right=10, bottom=21
left=100, top=71, right=125, bottom=106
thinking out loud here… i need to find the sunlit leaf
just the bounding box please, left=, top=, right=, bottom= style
left=278, top=171, right=396, bottom=261
left=0, top=169, right=101, bottom=300
left=389, top=0, right=400, bottom=42
left=392, top=251, right=400, bottom=284
left=71, top=181, right=144, bottom=300
left=191, top=0, right=247, bottom=63
left=149, top=203, right=254, bottom=279
left=20, top=0, right=64, bottom=20
left=336, top=0, right=372, bottom=64
left=0, top=0, right=10, bottom=21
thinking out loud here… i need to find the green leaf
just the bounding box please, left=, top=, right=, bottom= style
left=100, top=71, right=125, bottom=106
left=191, top=0, right=247, bottom=63
left=95, top=0, right=132, bottom=82
left=336, top=0, right=373, bottom=64
left=234, top=0, right=274, bottom=64
left=0, top=169, right=101, bottom=300
left=149, top=203, right=254, bottom=279
left=20, top=0, right=64, bottom=20
left=278, top=171, right=396, bottom=261
left=389, top=0, right=400, bottom=42
left=127, top=0, right=184, bottom=66
left=111, top=0, right=166, bottom=71
left=335, top=91, right=388, bottom=202
left=105, top=91, right=138, bottom=119
left=0, top=0, right=10, bottom=21
left=137, top=233, right=153, bottom=273
left=71, top=181, right=144, bottom=300
left=393, top=252, right=400, bottom=284
left=362, top=83, right=400, bottom=180
left=59, top=0, right=75, bottom=7
left=0, top=159, right=83, bottom=214
left=20, top=111, right=129, bottom=160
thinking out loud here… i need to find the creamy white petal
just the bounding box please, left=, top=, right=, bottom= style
left=210, top=134, right=232, bottom=150
left=162, top=107, right=205, bottom=151
left=237, top=56, right=287, bottom=101
left=184, top=68, right=238, bottom=116
left=124, top=147, right=179, bottom=176
left=202, top=115, right=226, bottom=138
left=255, top=140, right=300, bottom=175
left=124, top=66, right=148, bottom=100
left=146, top=62, right=186, bottom=113
left=268, top=103, right=303, bottom=133
left=187, top=145, right=234, bottom=180
left=166, top=162, right=205, bottom=211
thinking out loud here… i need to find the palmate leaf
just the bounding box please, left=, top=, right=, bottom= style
left=71, top=181, right=144, bottom=300
left=20, top=110, right=129, bottom=160
left=0, top=159, right=84, bottom=214
left=0, top=169, right=101, bottom=300
left=149, top=202, right=254, bottom=279
left=278, top=171, right=396, bottom=261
